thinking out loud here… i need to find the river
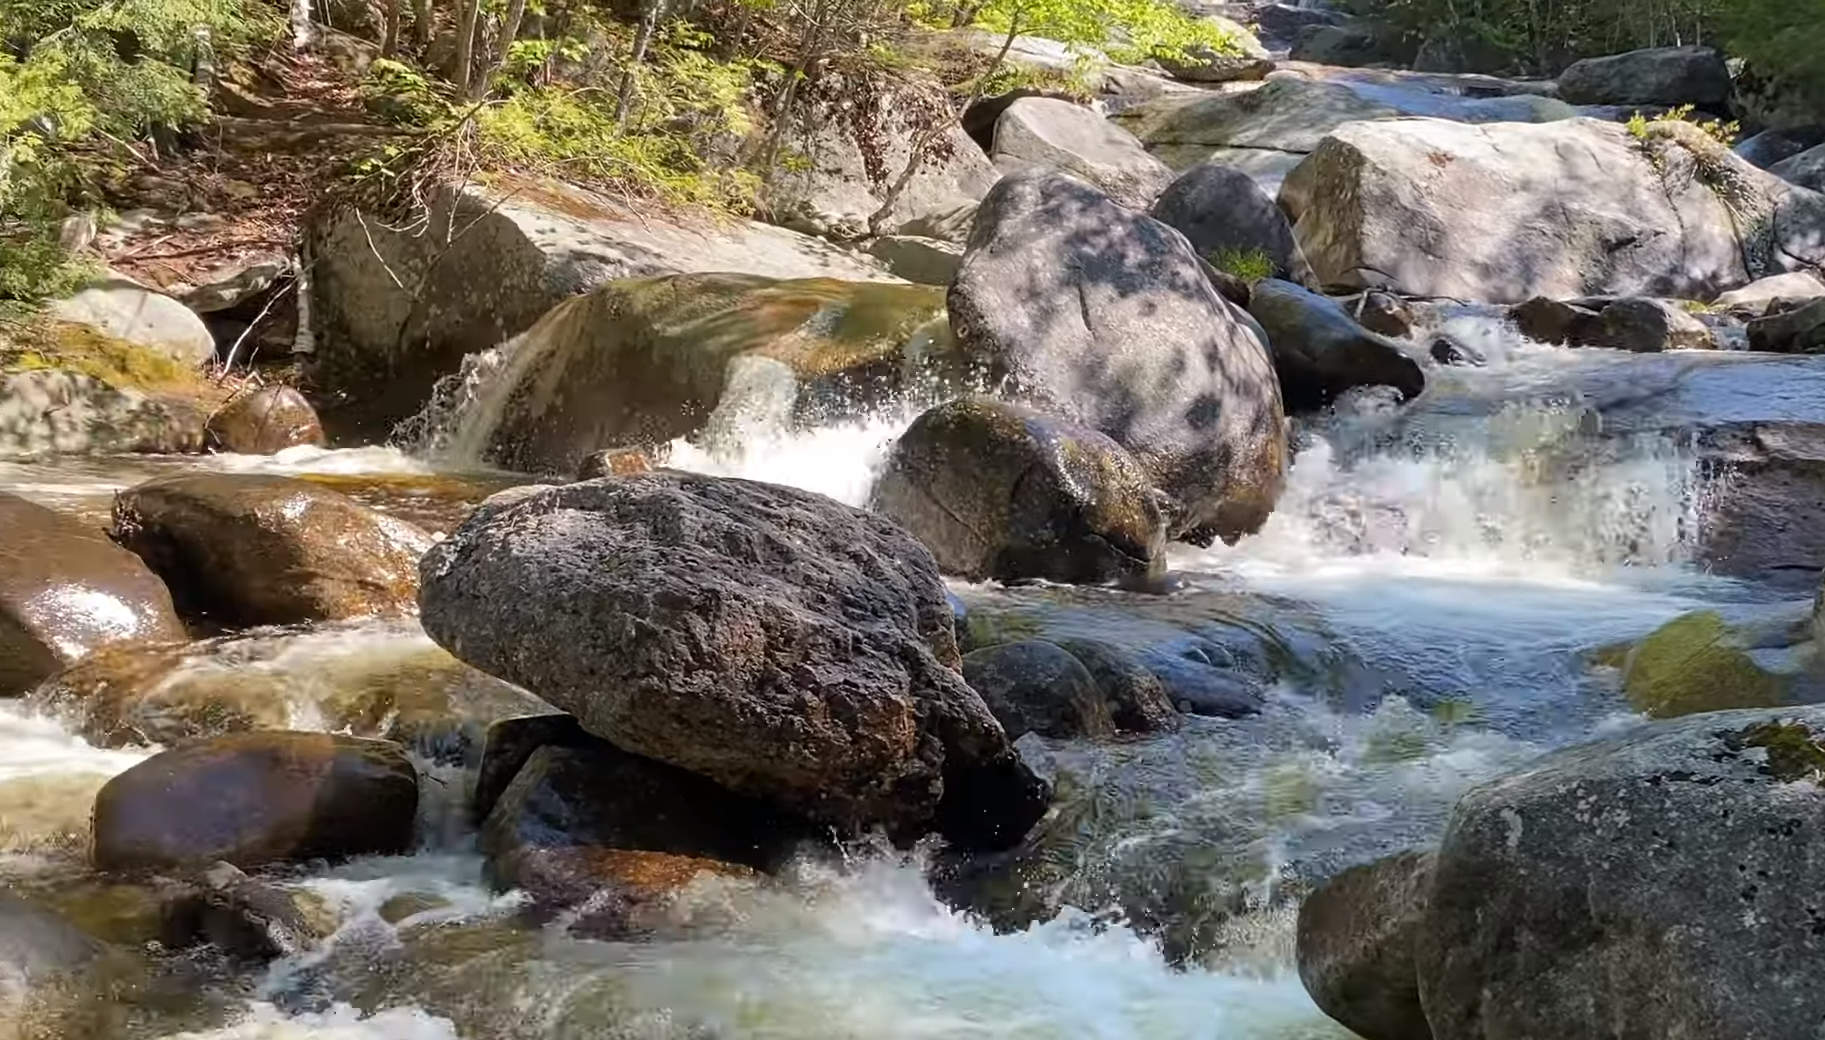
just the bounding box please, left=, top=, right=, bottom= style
left=0, top=312, right=1810, bottom=1039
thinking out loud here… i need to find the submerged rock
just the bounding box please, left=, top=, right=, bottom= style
left=205, top=387, right=325, bottom=455
left=419, top=471, right=1048, bottom=850
left=1297, top=849, right=1435, bottom=1040
left=1048, top=637, right=1180, bottom=734
left=871, top=398, right=1169, bottom=586
left=962, top=640, right=1115, bottom=741
left=479, top=742, right=787, bottom=936
left=91, top=731, right=418, bottom=871
left=110, top=473, right=434, bottom=627
left=1148, top=161, right=1313, bottom=285
left=0, top=891, right=100, bottom=989
left=949, top=168, right=1288, bottom=544
left=1620, top=610, right=1811, bottom=718
left=157, top=862, right=339, bottom=962
left=1556, top=46, right=1731, bottom=108
left=864, top=235, right=964, bottom=286
left=1417, top=707, right=1825, bottom=1040
left=0, top=492, right=185, bottom=696
left=1246, top=279, right=1425, bottom=408
left=990, top=98, right=1176, bottom=210
left=1281, top=117, right=1825, bottom=304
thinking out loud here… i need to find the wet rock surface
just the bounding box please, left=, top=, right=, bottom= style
left=0, top=492, right=186, bottom=696
left=1247, top=279, right=1425, bottom=408
left=871, top=398, right=1169, bottom=586
left=962, top=640, right=1115, bottom=741
left=91, top=730, right=419, bottom=871
left=419, top=471, right=1047, bottom=849
left=205, top=387, right=326, bottom=455
left=1749, top=298, right=1825, bottom=354
left=948, top=168, right=1288, bottom=544
left=1297, top=849, right=1435, bottom=1040
left=110, top=473, right=435, bottom=627
left=479, top=741, right=791, bottom=935
left=1417, top=707, right=1825, bottom=1040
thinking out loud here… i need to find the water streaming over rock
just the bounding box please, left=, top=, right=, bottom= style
left=1, top=312, right=1812, bottom=1038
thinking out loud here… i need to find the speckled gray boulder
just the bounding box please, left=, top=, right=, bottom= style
left=1417, top=707, right=1825, bottom=1040
left=948, top=168, right=1288, bottom=545
left=418, top=471, right=1048, bottom=851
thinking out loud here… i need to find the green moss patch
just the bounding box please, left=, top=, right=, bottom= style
left=2, top=319, right=222, bottom=401
left=1725, top=721, right=1825, bottom=784
left=1622, top=611, right=1788, bottom=719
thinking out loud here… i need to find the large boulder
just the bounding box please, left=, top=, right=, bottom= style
left=205, top=387, right=325, bottom=455
left=1511, top=295, right=1715, bottom=351
left=1556, top=46, right=1731, bottom=108
left=1281, top=117, right=1825, bottom=303
left=1114, top=77, right=1576, bottom=187
left=424, top=274, right=953, bottom=474
left=0, top=368, right=208, bottom=459
left=48, top=277, right=215, bottom=365
left=1246, top=279, right=1425, bottom=408
left=1297, top=850, right=1435, bottom=1040
left=480, top=741, right=793, bottom=936
left=768, top=73, right=999, bottom=237
left=0, top=493, right=185, bottom=696
left=1416, top=707, right=1825, bottom=1040
left=1772, top=144, right=1825, bottom=193
left=110, top=474, right=435, bottom=627
left=418, top=472, right=1049, bottom=850
left=961, top=640, right=1115, bottom=741
left=991, top=98, right=1176, bottom=210
left=91, top=731, right=418, bottom=871
left=1748, top=297, right=1825, bottom=354
left=870, top=398, right=1169, bottom=586
left=1148, top=161, right=1313, bottom=284
left=1290, top=23, right=1412, bottom=69
left=948, top=169, right=1288, bottom=544
left=307, top=179, right=897, bottom=432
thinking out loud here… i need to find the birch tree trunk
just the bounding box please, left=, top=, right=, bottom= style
left=452, top=0, right=481, bottom=95
left=290, top=0, right=317, bottom=49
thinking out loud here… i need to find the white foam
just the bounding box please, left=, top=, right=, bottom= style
left=664, top=406, right=920, bottom=509
left=152, top=1003, right=462, bottom=1040
left=0, top=702, right=147, bottom=783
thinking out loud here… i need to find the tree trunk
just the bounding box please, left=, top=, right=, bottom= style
left=452, top=0, right=481, bottom=95
left=614, top=0, right=665, bottom=127
left=381, top=0, right=400, bottom=55
left=865, top=11, right=1017, bottom=234
left=412, top=0, right=433, bottom=49
left=290, top=0, right=317, bottom=49
left=470, top=0, right=529, bottom=97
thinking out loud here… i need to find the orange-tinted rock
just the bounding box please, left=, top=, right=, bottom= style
left=205, top=387, right=326, bottom=455
left=110, top=473, right=433, bottom=627
left=0, top=492, right=185, bottom=696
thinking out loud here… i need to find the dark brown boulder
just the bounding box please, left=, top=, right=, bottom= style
left=480, top=742, right=793, bottom=936
left=110, top=473, right=434, bottom=627
left=1049, top=637, right=1181, bottom=734
left=205, top=387, right=326, bottom=455
left=1297, top=850, right=1436, bottom=1040
left=420, top=472, right=1049, bottom=850
left=575, top=446, right=655, bottom=480
left=871, top=398, right=1170, bottom=587
left=0, top=492, right=185, bottom=696
left=91, top=731, right=419, bottom=871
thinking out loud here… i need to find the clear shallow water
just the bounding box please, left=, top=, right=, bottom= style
left=2, top=317, right=1816, bottom=1038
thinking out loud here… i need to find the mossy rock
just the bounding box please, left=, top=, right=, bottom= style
left=1621, top=611, right=1796, bottom=718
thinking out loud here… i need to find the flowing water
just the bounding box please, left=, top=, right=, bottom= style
left=1, top=313, right=1814, bottom=1039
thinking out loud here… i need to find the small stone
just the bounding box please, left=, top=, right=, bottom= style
left=1297, top=850, right=1435, bottom=1040
left=574, top=446, right=655, bottom=480
left=206, top=387, right=326, bottom=455
left=962, top=640, right=1114, bottom=740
